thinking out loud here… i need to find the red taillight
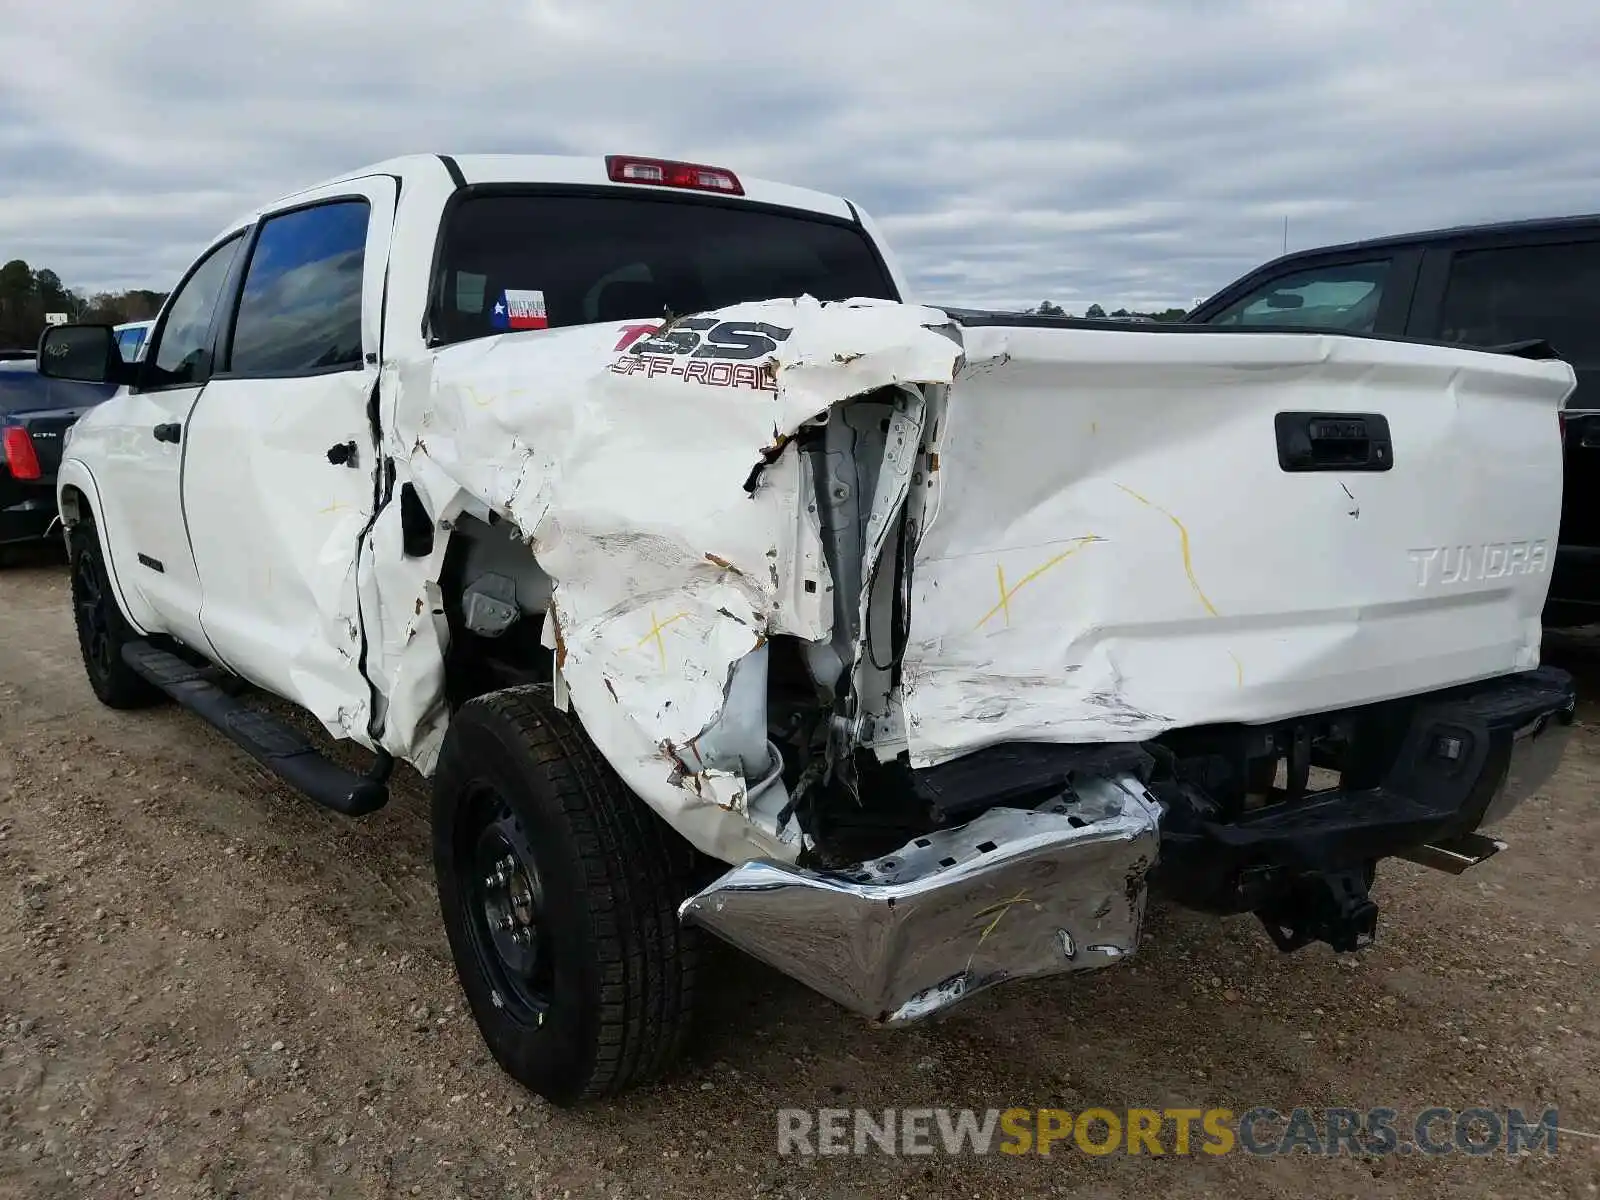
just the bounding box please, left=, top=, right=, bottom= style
left=2, top=426, right=41, bottom=481
left=605, top=155, right=744, bottom=196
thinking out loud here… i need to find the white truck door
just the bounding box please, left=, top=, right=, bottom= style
left=181, top=176, right=397, bottom=742
left=90, top=231, right=247, bottom=653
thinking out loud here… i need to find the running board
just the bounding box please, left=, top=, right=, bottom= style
left=121, top=641, right=391, bottom=816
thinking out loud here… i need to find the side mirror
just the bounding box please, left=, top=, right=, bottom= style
left=37, top=324, right=127, bottom=384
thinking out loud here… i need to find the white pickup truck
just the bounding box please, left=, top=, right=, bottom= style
left=38, top=153, right=1578, bottom=1105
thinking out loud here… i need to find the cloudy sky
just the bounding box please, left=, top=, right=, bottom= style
left=2, top=0, right=1597, bottom=313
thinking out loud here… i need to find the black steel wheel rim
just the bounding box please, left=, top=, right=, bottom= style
left=457, top=783, right=555, bottom=1026
left=73, top=544, right=113, bottom=682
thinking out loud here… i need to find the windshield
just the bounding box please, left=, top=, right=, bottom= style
left=430, top=191, right=897, bottom=344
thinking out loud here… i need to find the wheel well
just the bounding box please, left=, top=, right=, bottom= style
left=438, top=513, right=555, bottom=708
left=59, top=485, right=86, bottom=526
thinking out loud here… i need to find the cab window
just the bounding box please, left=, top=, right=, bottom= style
left=1207, top=259, right=1391, bottom=332
left=143, top=235, right=244, bottom=389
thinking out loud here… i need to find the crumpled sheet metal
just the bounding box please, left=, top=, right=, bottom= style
left=390, top=297, right=961, bottom=864
left=899, top=323, right=1572, bottom=768
left=374, top=301, right=1571, bottom=867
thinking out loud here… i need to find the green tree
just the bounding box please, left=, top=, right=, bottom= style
left=1084, top=303, right=1107, bottom=319
left=1035, top=300, right=1065, bottom=316
left=0, top=259, right=166, bottom=347
left=0, top=259, right=39, bottom=348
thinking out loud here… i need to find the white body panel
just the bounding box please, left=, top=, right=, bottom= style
left=183, top=175, right=397, bottom=735
left=902, top=325, right=1568, bottom=765
left=56, top=154, right=1576, bottom=868
left=79, top=382, right=206, bottom=641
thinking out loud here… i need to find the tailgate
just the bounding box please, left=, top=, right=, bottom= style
left=900, top=326, right=1576, bottom=767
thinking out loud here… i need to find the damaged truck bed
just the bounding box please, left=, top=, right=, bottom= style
left=44, top=153, right=1578, bottom=1103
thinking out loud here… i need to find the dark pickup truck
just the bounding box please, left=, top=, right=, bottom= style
left=1188, top=214, right=1599, bottom=626
left=0, top=352, right=117, bottom=551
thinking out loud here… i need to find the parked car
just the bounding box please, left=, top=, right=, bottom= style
left=1, top=351, right=118, bottom=552
left=37, top=154, right=1576, bottom=1105
left=114, top=319, right=154, bottom=363
left=1188, top=214, right=1600, bottom=626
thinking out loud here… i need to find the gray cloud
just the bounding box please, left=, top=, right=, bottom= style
left=2, top=0, right=1597, bottom=312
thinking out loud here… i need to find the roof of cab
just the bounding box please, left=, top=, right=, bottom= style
left=1230, top=212, right=1600, bottom=276
left=249, top=153, right=856, bottom=227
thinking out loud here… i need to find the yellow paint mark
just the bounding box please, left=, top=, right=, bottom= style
left=634, top=609, right=689, bottom=669
left=973, top=890, right=1031, bottom=948
left=318, top=500, right=351, bottom=515
left=974, top=537, right=1101, bottom=630
left=1115, top=483, right=1218, bottom=617
left=1228, top=651, right=1243, bottom=687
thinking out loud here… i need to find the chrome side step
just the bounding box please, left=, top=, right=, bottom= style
left=1399, top=832, right=1506, bottom=875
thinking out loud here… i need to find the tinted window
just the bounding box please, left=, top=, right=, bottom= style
left=431, top=193, right=896, bottom=344
left=229, top=201, right=369, bottom=374
left=1209, top=259, right=1390, bottom=332
left=1439, top=241, right=1600, bottom=366
left=148, top=236, right=243, bottom=388
left=116, top=327, right=147, bottom=361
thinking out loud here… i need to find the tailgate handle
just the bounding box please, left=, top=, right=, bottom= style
left=1275, top=412, right=1392, bottom=473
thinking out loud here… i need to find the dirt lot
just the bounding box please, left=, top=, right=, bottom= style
left=1, top=552, right=1597, bottom=1199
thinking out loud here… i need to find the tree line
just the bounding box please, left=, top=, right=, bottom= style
left=1033, top=300, right=1190, bottom=322
left=0, top=259, right=167, bottom=350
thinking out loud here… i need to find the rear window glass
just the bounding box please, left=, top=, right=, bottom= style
left=430, top=193, right=896, bottom=344
left=1439, top=241, right=1600, bottom=367
left=116, top=327, right=147, bottom=360
left=228, top=200, right=369, bottom=375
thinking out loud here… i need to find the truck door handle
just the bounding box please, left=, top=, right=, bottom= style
left=1275, top=412, right=1393, bottom=472
left=326, top=440, right=358, bottom=467
left=153, top=423, right=182, bottom=444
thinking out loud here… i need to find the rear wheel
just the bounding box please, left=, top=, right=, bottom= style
left=432, top=686, right=702, bottom=1105
left=69, top=518, right=161, bottom=709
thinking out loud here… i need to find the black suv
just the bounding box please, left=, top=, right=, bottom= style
left=1188, top=215, right=1600, bottom=627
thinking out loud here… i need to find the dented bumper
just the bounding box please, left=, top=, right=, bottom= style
left=679, top=774, right=1162, bottom=1024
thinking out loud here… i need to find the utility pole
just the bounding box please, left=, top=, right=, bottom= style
left=1282, top=215, right=1289, bottom=255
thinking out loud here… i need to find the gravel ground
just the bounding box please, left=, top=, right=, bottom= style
left=1, top=549, right=1597, bottom=1199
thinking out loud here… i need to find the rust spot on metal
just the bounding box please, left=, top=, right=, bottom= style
left=704, top=552, right=741, bottom=575
left=548, top=608, right=568, bottom=668
left=833, top=351, right=862, bottom=365
left=742, top=432, right=793, bottom=495
left=928, top=451, right=940, bottom=473
left=414, top=596, right=425, bottom=616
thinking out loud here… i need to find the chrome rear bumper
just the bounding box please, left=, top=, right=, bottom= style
left=679, top=774, right=1162, bottom=1024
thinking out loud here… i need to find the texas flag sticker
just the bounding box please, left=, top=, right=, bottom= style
left=491, top=289, right=549, bottom=331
